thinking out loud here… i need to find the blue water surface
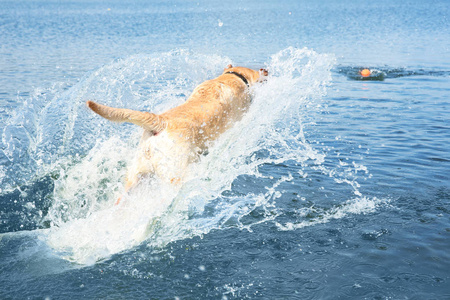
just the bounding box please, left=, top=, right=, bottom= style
left=1, top=0, right=449, bottom=299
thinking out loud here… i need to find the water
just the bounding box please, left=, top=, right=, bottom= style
left=1, top=0, right=449, bottom=299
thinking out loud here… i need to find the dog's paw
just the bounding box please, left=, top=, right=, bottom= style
left=170, top=177, right=181, bottom=185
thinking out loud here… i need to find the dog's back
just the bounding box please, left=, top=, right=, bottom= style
left=87, top=65, right=267, bottom=193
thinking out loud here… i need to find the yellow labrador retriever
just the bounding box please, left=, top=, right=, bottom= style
left=87, top=65, right=268, bottom=203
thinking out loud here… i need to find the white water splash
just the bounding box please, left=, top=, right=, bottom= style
left=46, top=177, right=180, bottom=264
left=275, top=197, right=390, bottom=231
left=41, top=48, right=334, bottom=263
left=2, top=48, right=386, bottom=265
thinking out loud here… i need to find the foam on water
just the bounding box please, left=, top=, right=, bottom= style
left=275, top=196, right=390, bottom=231
left=1, top=48, right=387, bottom=265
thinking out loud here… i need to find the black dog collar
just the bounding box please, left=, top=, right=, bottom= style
left=225, top=71, right=249, bottom=87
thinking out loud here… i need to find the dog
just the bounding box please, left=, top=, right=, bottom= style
left=87, top=65, right=268, bottom=204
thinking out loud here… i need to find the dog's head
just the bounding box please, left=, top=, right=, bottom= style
left=223, top=64, right=268, bottom=85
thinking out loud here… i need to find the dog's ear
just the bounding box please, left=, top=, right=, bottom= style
left=224, top=64, right=233, bottom=71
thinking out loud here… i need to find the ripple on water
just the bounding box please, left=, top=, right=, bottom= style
left=338, top=282, right=386, bottom=299
left=214, top=260, right=238, bottom=277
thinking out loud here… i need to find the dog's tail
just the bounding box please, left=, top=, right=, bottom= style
left=86, top=101, right=166, bottom=134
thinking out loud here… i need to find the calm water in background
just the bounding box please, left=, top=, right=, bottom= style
left=1, top=0, right=449, bottom=299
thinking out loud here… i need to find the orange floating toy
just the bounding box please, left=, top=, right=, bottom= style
left=360, top=69, right=371, bottom=77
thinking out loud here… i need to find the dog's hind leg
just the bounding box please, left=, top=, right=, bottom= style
left=114, top=179, right=134, bottom=205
